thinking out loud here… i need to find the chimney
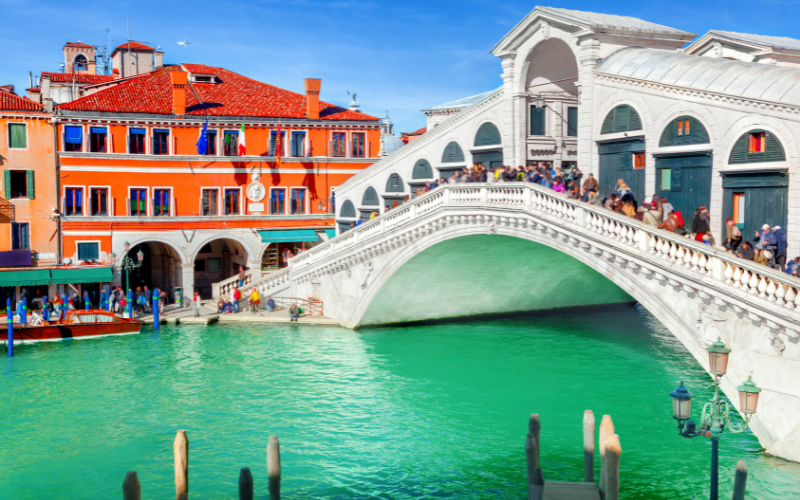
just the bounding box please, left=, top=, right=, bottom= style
left=304, top=78, right=321, bottom=120
left=170, top=70, right=188, bottom=115
left=154, top=51, right=164, bottom=70
left=88, top=59, right=97, bottom=75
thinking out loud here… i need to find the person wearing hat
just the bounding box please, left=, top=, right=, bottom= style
left=755, top=224, right=772, bottom=250
left=770, top=225, right=787, bottom=271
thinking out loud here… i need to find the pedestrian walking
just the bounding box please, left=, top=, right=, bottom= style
left=159, top=289, right=168, bottom=315
left=232, top=286, right=241, bottom=313
left=193, top=291, right=200, bottom=317
left=238, top=265, right=246, bottom=287
left=143, top=286, right=152, bottom=313
left=250, top=288, right=260, bottom=313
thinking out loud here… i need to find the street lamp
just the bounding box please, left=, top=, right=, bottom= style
left=534, top=94, right=545, bottom=109
left=668, top=338, right=761, bottom=500
left=110, top=241, right=145, bottom=296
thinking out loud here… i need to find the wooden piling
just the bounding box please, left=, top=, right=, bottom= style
left=238, top=467, right=254, bottom=500
left=267, top=435, right=281, bottom=500
left=583, top=410, right=595, bottom=483
left=732, top=460, right=747, bottom=500
left=174, top=430, right=189, bottom=500
left=531, top=467, right=545, bottom=500
left=598, top=415, right=615, bottom=499
left=122, top=471, right=141, bottom=500
left=526, top=414, right=541, bottom=500
left=604, top=434, right=621, bottom=500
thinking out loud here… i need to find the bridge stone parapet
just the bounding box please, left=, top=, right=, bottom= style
left=242, top=182, right=800, bottom=463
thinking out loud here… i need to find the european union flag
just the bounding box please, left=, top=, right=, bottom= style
left=196, top=119, right=208, bottom=155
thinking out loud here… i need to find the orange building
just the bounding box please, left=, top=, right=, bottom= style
left=53, top=57, right=381, bottom=299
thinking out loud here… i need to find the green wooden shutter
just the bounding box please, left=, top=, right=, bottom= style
left=26, top=170, right=34, bottom=199
left=670, top=167, right=682, bottom=192
left=660, top=121, right=676, bottom=147
left=474, top=123, right=501, bottom=146
left=362, top=187, right=379, bottom=206
left=530, top=107, right=546, bottom=136
left=618, top=152, right=632, bottom=170
left=567, top=107, right=578, bottom=137
left=729, top=134, right=748, bottom=164
left=9, top=124, right=27, bottom=148
left=413, top=160, right=433, bottom=179
left=692, top=118, right=709, bottom=144
left=766, top=132, right=786, bottom=162
left=601, top=110, right=615, bottom=134
left=629, top=107, right=642, bottom=131
left=614, top=106, right=630, bottom=133
left=442, top=142, right=464, bottom=163
left=340, top=200, right=356, bottom=218
left=3, top=170, right=10, bottom=199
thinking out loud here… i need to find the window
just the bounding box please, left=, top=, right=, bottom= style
left=749, top=132, right=766, bottom=153
left=223, top=132, right=238, bottom=156
left=352, top=132, right=365, bottom=158
left=11, top=222, right=29, bottom=250
left=8, top=124, right=26, bottom=149
left=530, top=107, right=546, bottom=136
left=332, top=132, right=346, bottom=157
left=202, top=189, right=219, bottom=215
left=89, top=127, right=107, bottom=153
left=90, top=188, right=108, bottom=216
left=8, top=171, right=29, bottom=199
left=567, top=108, right=578, bottom=137
left=661, top=169, right=671, bottom=191
left=733, top=193, right=745, bottom=224
left=64, top=125, right=83, bottom=152
left=291, top=132, right=306, bottom=157
left=205, top=131, right=217, bottom=155
left=65, top=187, right=83, bottom=215
left=130, top=188, right=147, bottom=216
left=74, top=55, right=88, bottom=71
left=152, top=129, right=170, bottom=155
left=128, top=128, right=146, bottom=154
left=270, top=131, right=286, bottom=157
left=224, top=188, right=240, bottom=215
left=677, top=119, right=691, bottom=136
left=290, top=189, right=306, bottom=215
left=194, top=259, right=206, bottom=272
left=270, top=189, right=286, bottom=214
left=77, top=242, right=100, bottom=261
left=633, top=152, right=645, bottom=169
left=154, top=189, right=170, bottom=216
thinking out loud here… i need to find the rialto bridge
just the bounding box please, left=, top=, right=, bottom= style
left=240, top=183, right=800, bottom=463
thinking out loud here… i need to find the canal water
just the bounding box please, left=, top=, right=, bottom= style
left=2, top=305, right=799, bottom=499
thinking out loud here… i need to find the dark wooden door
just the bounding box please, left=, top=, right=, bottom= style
left=655, top=153, right=712, bottom=221
left=722, top=171, right=788, bottom=244
left=598, top=137, right=645, bottom=203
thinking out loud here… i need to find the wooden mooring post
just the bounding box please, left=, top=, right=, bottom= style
left=174, top=430, right=189, bottom=500
left=583, top=410, right=595, bottom=483
left=731, top=460, right=747, bottom=500
left=238, top=467, right=254, bottom=500
left=267, top=435, right=281, bottom=500
left=604, top=434, right=621, bottom=500
left=526, top=414, right=541, bottom=500
left=598, top=415, right=615, bottom=499
left=121, top=471, right=140, bottom=500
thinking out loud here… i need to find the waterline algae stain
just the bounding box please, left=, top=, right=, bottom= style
left=1, top=306, right=799, bottom=499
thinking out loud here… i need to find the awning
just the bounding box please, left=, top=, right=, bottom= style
left=65, top=125, right=83, bottom=144
left=260, top=230, right=320, bottom=244
left=0, top=269, right=51, bottom=287
left=324, top=229, right=337, bottom=239
left=51, top=267, right=113, bottom=285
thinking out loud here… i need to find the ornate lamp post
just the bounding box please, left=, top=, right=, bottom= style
left=669, top=338, right=762, bottom=500
left=110, top=241, right=145, bottom=295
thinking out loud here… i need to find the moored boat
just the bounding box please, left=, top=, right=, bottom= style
left=1, top=310, right=143, bottom=343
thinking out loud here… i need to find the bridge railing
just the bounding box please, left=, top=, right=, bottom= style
left=245, top=182, right=800, bottom=312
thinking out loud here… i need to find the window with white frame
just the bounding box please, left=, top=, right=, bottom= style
left=202, top=188, right=219, bottom=215
left=11, top=222, right=29, bottom=250
left=130, top=188, right=147, bottom=216
left=270, top=188, right=286, bottom=214
left=77, top=242, right=100, bottom=261
left=8, top=123, right=27, bottom=149
left=223, top=188, right=240, bottom=215
left=290, top=188, right=306, bottom=215
left=64, top=125, right=83, bottom=152
left=331, top=132, right=346, bottom=157
left=152, top=129, right=170, bottom=155
left=65, top=187, right=84, bottom=215
left=89, top=127, right=108, bottom=153
left=128, top=128, right=146, bottom=154
left=352, top=132, right=365, bottom=158
left=290, top=132, right=306, bottom=157
left=153, top=188, right=171, bottom=216
left=90, top=188, right=109, bottom=216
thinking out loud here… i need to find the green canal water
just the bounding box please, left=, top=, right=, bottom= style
left=2, top=305, right=799, bottom=499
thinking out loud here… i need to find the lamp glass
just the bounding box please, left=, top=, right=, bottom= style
left=137, top=249, right=144, bottom=262
left=110, top=253, right=116, bottom=265
left=737, top=377, right=762, bottom=415
left=707, top=339, right=731, bottom=376
left=535, top=95, right=544, bottom=109
left=670, top=382, right=694, bottom=420
left=123, top=241, right=131, bottom=252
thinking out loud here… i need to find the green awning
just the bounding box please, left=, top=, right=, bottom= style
left=51, top=267, right=113, bottom=285
left=0, top=269, right=51, bottom=287
left=260, top=230, right=320, bottom=244
left=324, top=229, right=337, bottom=239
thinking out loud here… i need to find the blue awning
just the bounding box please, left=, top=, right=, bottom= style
left=90, top=127, right=107, bottom=134
left=324, top=229, right=337, bottom=239
left=260, top=230, right=320, bottom=244
left=129, top=128, right=146, bottom=135
left=65, top=126, right=83, bottom=144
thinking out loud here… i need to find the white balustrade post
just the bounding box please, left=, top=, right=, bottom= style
left=710, top=257, right=726, bottom=281
left=480, top=187, right=488, bottom=204
left=574, top=206, right=586, bottom=228
left=443, top=187, right=451, bottom=205
left=523, top=187, right=532, bottom=207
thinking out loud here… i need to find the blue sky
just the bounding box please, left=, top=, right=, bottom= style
left=1, top=0, right=799, bottom=133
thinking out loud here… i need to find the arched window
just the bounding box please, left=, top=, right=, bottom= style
left=340, top=200, right=356, bottom=218
left=659, top=116, right=709, bottom=147
left=729, top=130, right=785, bottom=164
left=412, top=159, right=434, bottom=179
left=600, top=105, right=642, bottom=134
left=361, top=187, right=379, bottom=206
left=74, top=54, right=88, bottom=71
left=441, top=142, right=465, bottom=163
left=474, top=122, right=501, bottom=146
left=386, top=173, right=404, bottom=193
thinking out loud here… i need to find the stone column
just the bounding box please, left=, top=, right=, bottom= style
left=248, top=258, right=263, bottom=282
left=181, top=264, right=195, bottom=302
left=499, top=51, right=518, bottom=166
left=577, top=37, right=600, bottom=176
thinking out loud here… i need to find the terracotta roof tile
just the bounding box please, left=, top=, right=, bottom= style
left=42, top=72, right=115, bottom=84
left=407, top=127, right=427, bottom=136
left=111, top=41, right=154, bottom=54
left=65, top=41, right=94, bottom=49
left=57, top=64, right=379, bottom=121
left=0, top=90, right=44, bottom=112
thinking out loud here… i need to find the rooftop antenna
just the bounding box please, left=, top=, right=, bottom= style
left=99, top=28, right=112, bottom=75
left=177, top=39, right=191, bottom=63
left=127, top=17, right=132, bottom=77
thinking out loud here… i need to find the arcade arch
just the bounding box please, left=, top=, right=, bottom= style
left=192, top=238, right=250, bottom=299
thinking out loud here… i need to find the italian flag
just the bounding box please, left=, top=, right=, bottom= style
left=238, top=120, right=246, bottom=156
